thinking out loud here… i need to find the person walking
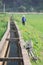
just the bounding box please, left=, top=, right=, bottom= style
left=22, top=15, right=26, bottom=25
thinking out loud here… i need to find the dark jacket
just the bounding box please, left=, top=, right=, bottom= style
left=22, top=17, right=26, bottom=22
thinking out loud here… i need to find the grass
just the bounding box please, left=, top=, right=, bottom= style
left=0, top=13, right=9, bottom=41
left=0, top=13, right=43, bottom=65
left=13, top=13, right=43, bottom=65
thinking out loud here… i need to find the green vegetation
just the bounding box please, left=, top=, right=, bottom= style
left=13, top=14, right=43, bottom=65
left=0, top=13, right=43, bottom=65
left=0, top=13, right=9, bottom=40
left=0, top=0, right=43, bottom=12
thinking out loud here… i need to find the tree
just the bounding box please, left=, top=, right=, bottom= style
left=1, top=0, right=43, bottom=12
left=18, top=5, right=26, bottom=12
left=0, top=0, right=2, bottom=6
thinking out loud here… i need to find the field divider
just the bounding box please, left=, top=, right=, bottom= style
left=0, top=21, right=10, bottom=53
left=14, top=21, right=32, bottom=65
left=0, top=21, right=10, bottom=65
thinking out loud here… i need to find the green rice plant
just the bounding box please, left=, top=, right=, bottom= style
left=0, top=13, right=9, bottom=41
left=13, top=13, right=43, bottom=65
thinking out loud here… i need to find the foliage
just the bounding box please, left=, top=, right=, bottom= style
left=18, top=5, right=26, bottom=12
left=13, top=13, right=43, bottom=65
left=0, top=13, right=9, bottom=40
left=0, top=0, right=43, bottom=12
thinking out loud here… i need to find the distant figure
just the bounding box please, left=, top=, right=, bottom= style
left=22, top=15, right=26, bottom=25
left=10, top=14, right=14, bottom=20
left=10, top=15, right=12, bottom=21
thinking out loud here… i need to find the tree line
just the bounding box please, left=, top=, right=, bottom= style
left=0, top=0, right=43, bottom=12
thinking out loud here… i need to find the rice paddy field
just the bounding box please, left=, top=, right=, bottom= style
left=13, top=13, right=43, bottom=65
left=0, top=13, right=9, bottom=41
left=0, top=13, right=43, bottom=65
